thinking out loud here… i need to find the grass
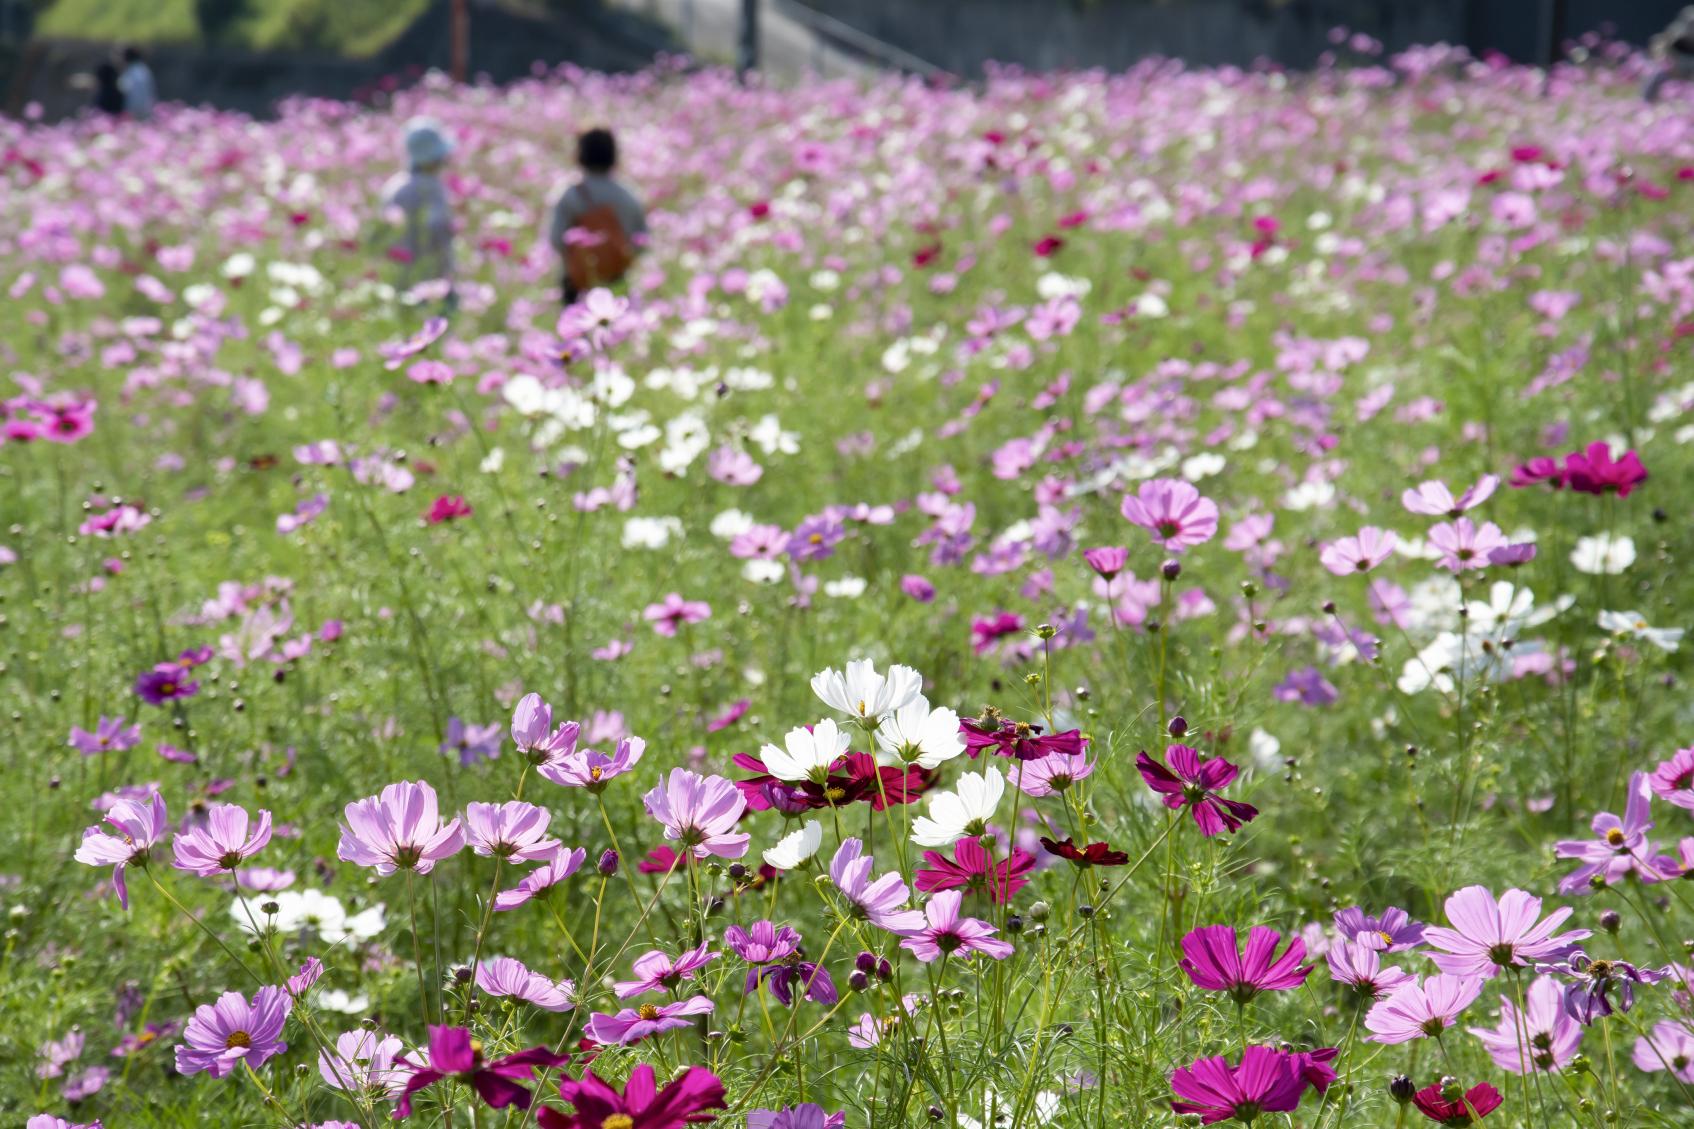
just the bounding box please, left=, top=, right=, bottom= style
left=33, top=0, right=433, bottom=56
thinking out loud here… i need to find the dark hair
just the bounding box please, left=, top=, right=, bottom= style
left=96, top=62, right=119, bottom=83
left=577, top=128, right=616, bottom=173
left=122, top=46, right=144, bottom=64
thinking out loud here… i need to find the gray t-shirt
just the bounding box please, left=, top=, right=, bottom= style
left=548, top=174, right=647, bottom=254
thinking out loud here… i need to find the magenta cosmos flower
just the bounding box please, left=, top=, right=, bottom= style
left=583, top=996, right=714, bottom=1045
left=1319, top=526, right=1399, bottom=575
left=1422, top=886, right=1589, bottom=979
left=538, top=1063, right=725, bottom=1129
left=1365, top=973, right=1483, bottom=1043
left=1181, top=925, right=1311, bottom=1002
left=170, top=803, right=272, bottom=877
left=492, top=845, right=587, bottom=911
left=1412, top=1081, right=1502, bottom=1125
left=336, top=780, right=465, bottom=876
left=1562, top=441, right=1647, bottom=497
left=642, top=768, right=749, bottom=860
left=643, top=593, right=711, bottom=636
left=74, top=792, right=169, bottom=910
left=1554, top=772, right=1678, bottom=894
left=394, top=1025, right=570, bottom=1117
left=1137, top=744, right=1258, bottom=837
left=1168, top=1045, right=1313, bottom=1124
left=614, top=942, right=717, bottom=998
left=173, top=985, right=291, bottom=1078
left=900, top=890, right=1014, bottom=962
left=462, top=801, right=560, bottom=862
left=1120, top=478, right=1219, bottom=552
left=829, top=838, right=926, bottom=934
left=915, top=838, right=1034, bottom=904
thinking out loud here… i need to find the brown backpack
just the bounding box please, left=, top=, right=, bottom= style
left=564, top=183, right=635, bottom=292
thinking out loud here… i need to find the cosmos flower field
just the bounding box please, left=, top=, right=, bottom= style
left=7, top=35, right=1694, bottom=1129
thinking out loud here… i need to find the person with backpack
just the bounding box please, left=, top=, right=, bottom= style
left=548, top=128, right=647, bottom=306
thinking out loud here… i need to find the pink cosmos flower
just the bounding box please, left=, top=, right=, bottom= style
left=462, top=801, right=560, bottom=862
left=336, top=780, right=465, bottom=876
left=538, top=736, right=645, bottom=790
left=1422, top=886, right=1589, bottom=980
left=318, top=1028, right=407, bottom=1097
left=614, top=942, right=718, bottom=998
left=642, top=769, right=749, bottom=859
left=1319, top=526, right=1399, bottom=575
left=1008, top=748, right=1094, bottom=796
left=829, top=838, right=926, bottom=934
left=1648, top=746, right=1694, bottom=810
left=1119, top=478, right=1219, bottom=552
left=1402, top=475, right=1499, bottom=516
left=643, top=593, right=711, bottom=636
left=583, top=996, right=714, bottom=1045
left=1180, top=925, right=1311, bottom=1001
left=379, top=317, right=448, bottom=370
left=1365, top=973, right=1483, bottom=1043
left=170, top=803, right=272, bottom=877
left=1082, top=545, right=1129, bottom=581
left=1468, top=975, right=1581, bottom=1073
left=492, top=845, right=587, bottom=911
left=900, top=890, right=1014, bottom=962
left=510, top=693, right=579, bottom=766
left=1325, top=941, right=1414, bottom=999
left=74, top=792, right=169, bottom=909
left=1632, top=1021, right=1694, bottom=1083
left=475, top=957, right=575, bottom=1012
left=68, top=716, right=141, bottom=755
left=1136, top=744, right=1258, bottom=837
left=1427, top=518, right=1508, bottom=572
left=173, top=985, right=291, bottom=1077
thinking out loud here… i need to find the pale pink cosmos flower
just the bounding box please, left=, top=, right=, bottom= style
left=492, top=845, right=587, bottom=911
left=170, top=803, right=272, bottom=877
left=1119, top=478, right=1219, bottom=552
left=1364, top=973, right=1483, bottom=1043
left=1468, top=975, right=1581, bottom=1074
left=509, top=693, right=580, bottom=766
left=538, top=736, right=646, bottom=791
left=1427, top=518, right=1507, bottom=572
left=462, top=801, right=560, bottom=862
left=644, top=593, right=712, bottom=636
left=1402, top=474, right=1499, bottom=517
left=900, top=891, right=1014, bottom=962
left=614, top=943, right=718, bottom=998
left=642, top=769, right=749, bottom=860
left=73, top=792, right=168, bottom=909
left=1319, top=527, right=1399, bottom=576
left=830, top=838, right=925, bottom=934
left=336, top=780, right=465, bottom=876
left=475, top=957, right=575, bottom=1012
left=1422, top=886, right=1589, bottom=980
left=1007, top=749, right=1095, bottom=797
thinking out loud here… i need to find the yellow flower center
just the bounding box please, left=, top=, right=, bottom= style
left=225, top=1030, right=251, bottom=1049
left=636, top=1004, right=660, bottom=1021
left=602, top=1116, right=635, bottom=1129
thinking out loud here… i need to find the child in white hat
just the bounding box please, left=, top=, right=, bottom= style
left=381, top=118, right=457, bottom=302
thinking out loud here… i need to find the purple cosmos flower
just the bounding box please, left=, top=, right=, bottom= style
left=1136, top=744, right=1258, bottom=837
left=36, top=1031, right=82, bottom=1079
left=1538, top=952, right=1664, bottom=1024
left=492, top=845, right=587, bottom=911
left=441, top=717, right=502, bottom=766
left=1326, top=941, right=1415, bottom=999
left=900, top=574, right=936, bottom=602
left=787, top=514, right=846, bottom=561
left=173, top=985, right=291, bottom=1078
left=68, top=717, right=141, bottom=756
left=1169, top=1045, right=1312, bottom=1124
left=642, top=768, right=749, bottom=860
left=1402, top=475, right=1499, bottom=516
left=752, top=960, right=838, bottom=1007
left=378, top=316, right=448, bottom=370
left=1319, top=526, right=1399, bottom=575
left=462, top=801, right=560, bottom=862
left=829, top=838, right=926, bottom=934
left=287, top=957, right=322, bottom=997
left=1649, top=746, right=1694, bottom=810
left=748, top=1104, right=847, bottom=1129
left=538, top=736, right=646, bottom=791
left=1333, top=905, right=1425, bottom=951
left=1632, top=1021, right=1694, bottom=1082
left=1422, top=886, right=1590, bottom=980
left=582, top=996, right=714, bottom=1045
left=1181, top=925, right=1311, bottom=1002
left=318, top=1028, right=407, bottom=1097
left=900, top=891, right=1014, bottom=962
left=170, top=803, right=272, bottom=876
left=538, top=1063, right=725, bottom=1129
left=336, top=780, right=465, bottom=876
left=1120, top=478, right=1219, bottom=552
left=26, top=1117, right=101, bottom=1129
left=1554, top=772, right=1678, bottom=893
left=394, top=1025, right=570, bottom=1117
left=74, top=792, right=168, bottom=910
left=643, top=593, right=712, bottom=636
left=1427, top=518, right=1508, bottom=573
left=1365, top=973, right=1484, bottom=1043
left=1273, top=666, right=1339, bottom=707
left=1468, top=975, right=1581, bottom=1073
left=1007, top=748, right=1094, bottom=796
left=613, top=943, right=718, bottom=998
left=134, top=662, right=199, bottom=705
left=474, top=957, right=575, bottom=1012
left=726, top=920, right=801, bottom=963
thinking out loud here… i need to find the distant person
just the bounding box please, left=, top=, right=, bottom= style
left=548, top=127, right=647, bottom=306
left=381, top=118, right=457, bottom=306
left=1646, top=11, right=1694, bottom=102
left=92, top=62, right=125, bottom=117
left=118, top=47, right=157, bottom=120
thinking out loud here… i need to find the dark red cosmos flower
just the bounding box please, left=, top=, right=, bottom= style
left=1412, top=1081, right=1503, bottom=1125
left=916, top=837, right=1034, bottom=903
left=961, top=716, right=1086, bottom=762
left=538, top=1063, right=724, bottom=1129
left=913, top=242, right=942, bottom=268
left=426, top=494, right=473, bottom=524
left=1560, top=441, right=1647, bottom=497
left=1038, top=836, right=1129, bottom=867
left=1033, top=234, right=1064, bottom=257
left=731, top=752, right=929, bottom=812
left=395, top=1026, right=570, bottom=1118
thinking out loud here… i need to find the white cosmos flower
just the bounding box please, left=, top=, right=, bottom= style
left=622, top=517, right=681, bottom=550
left=762, top=820, right=823, bottom=870
left=912, top=766, right=1004, bottom=847
left=231, top=889, right=385, bottom=943
left=824, top=577, right=867, bottom=598
left=1571, top=534, right=1635, bottom=575
left=875, top=697, right=965, bottom=769
left=957, top=1088, right=1060, bottom=1129
left=743, top=560, right=785, bottom=584
left=314, top=989, right=372, bottom=1014
left=811, top=659, right=923, bottom=728
left=710, top=509, right=755, bottom=540
left=760, top=718, right=851, bottom=783
left=1598, top=611, right=1683, bottom=652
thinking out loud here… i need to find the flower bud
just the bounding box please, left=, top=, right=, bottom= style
left=855, top=951, right=878, bottom=974
left=452, top=965, right=473, bottom=984
left=1161, top=559, right=1181, bottom=581
left=1389, top=1075, right=1414, bottom=1104
left=1439, top=1076, right=1462, bottom=1102
left=1167, top=715, right=1187, bottom=737
left=1599, top=909, right=1621, bottom=934
left=876, top=958, right=893, bottom=981
left=597, top=849, right=620, bottom=876
left=848, top=970, right=870, bottom=992
left=1006, top=915, right=1024, bottom=934
left=729, top=863, right=748, bottom=881
left=1029, top=900, right=1050, bottom=922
